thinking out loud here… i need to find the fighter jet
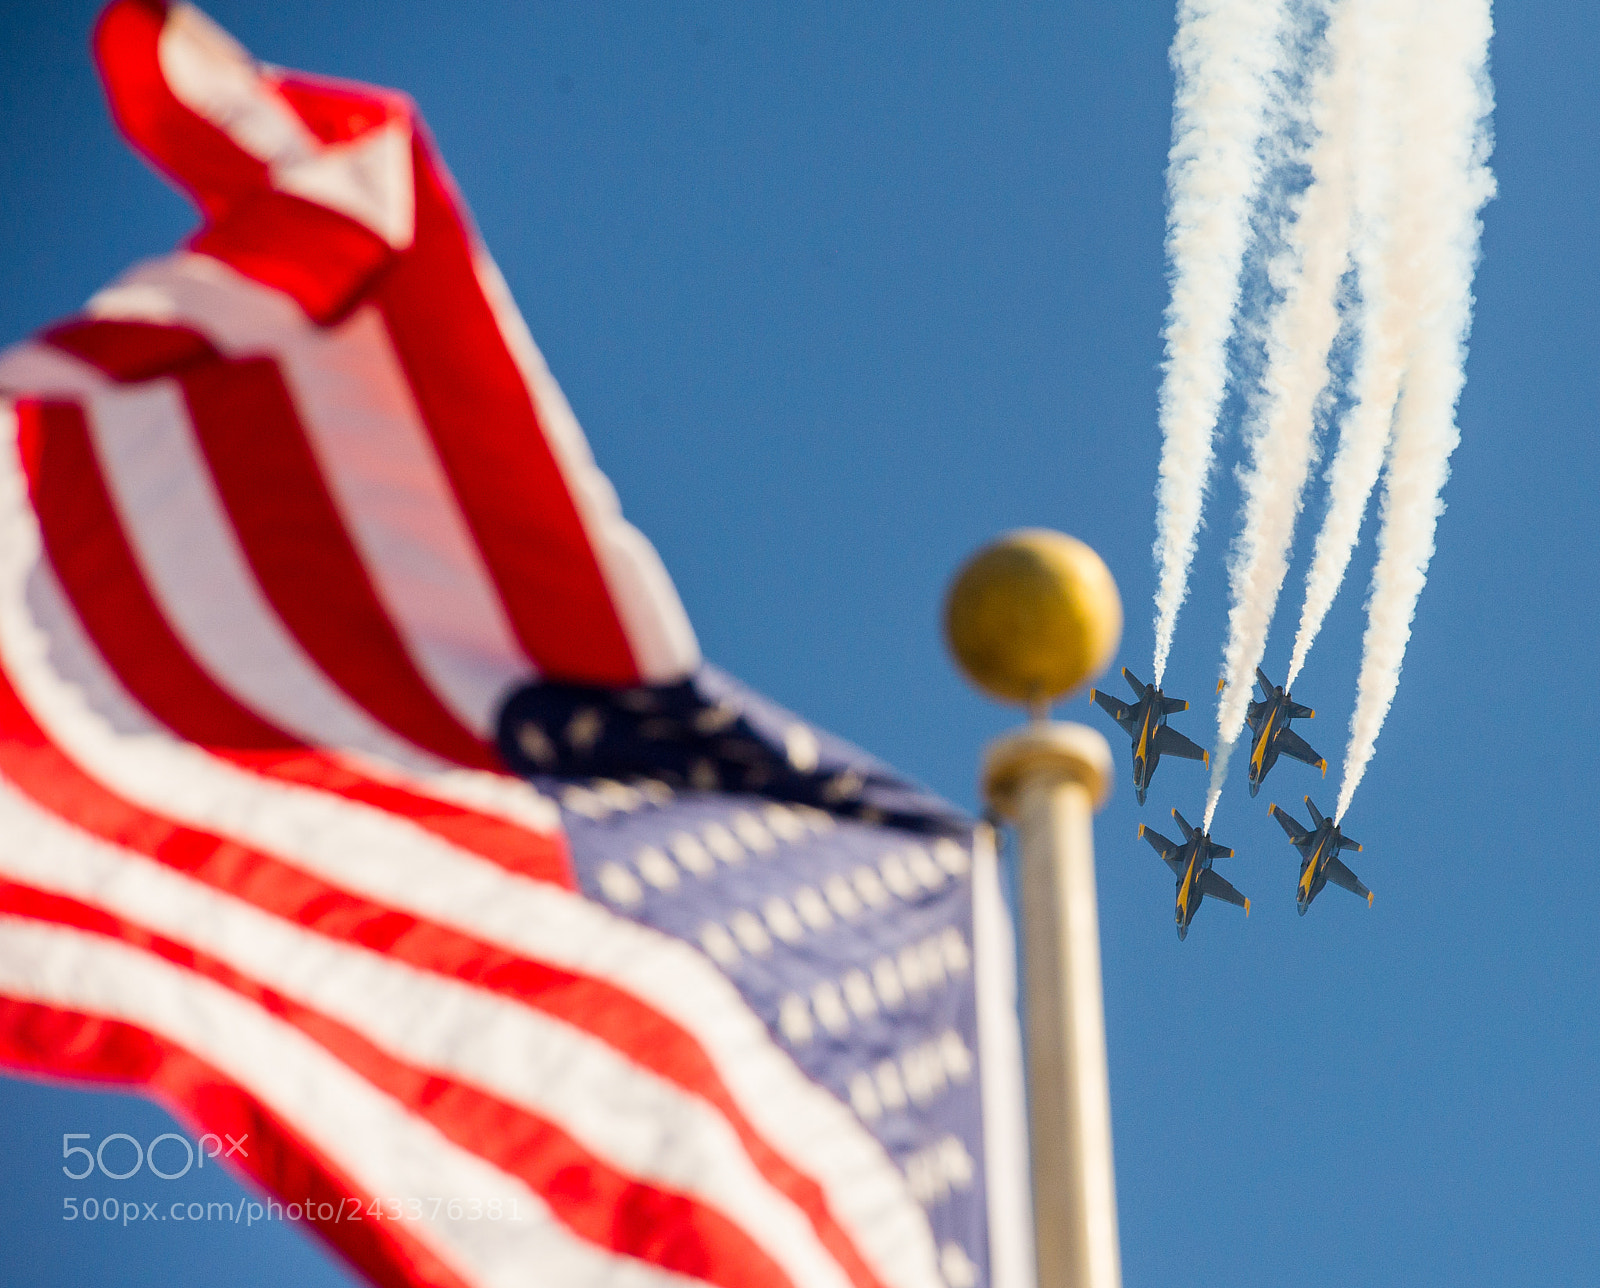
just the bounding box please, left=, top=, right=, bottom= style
left=1138, top=809, right=1249, bottom=940
left=1234, top=667, right=1326, bottom=797
left=1090, top=667, right=1208, bottom=805
left=1268, top=796, right=1372, bottom=914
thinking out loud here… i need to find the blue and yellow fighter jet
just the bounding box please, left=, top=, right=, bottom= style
left=1234, top=667, right=1326, bottom=797
left=1268, top=796, right=1373, bottom=914
left=1139, top=809, right=1249, bottom=939
left=1090, top=667, right=1208, bottom=805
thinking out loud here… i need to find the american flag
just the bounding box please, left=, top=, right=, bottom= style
left=0, top=4, right=1032, bottom=1288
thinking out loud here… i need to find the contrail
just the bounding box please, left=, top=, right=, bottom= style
left=1151, top=0, right=1288, bottom=687
left=1336, top=0, right=1494, bottom=822
left=1204, top=0, right=1358, bottom=830
left=1284, top=0, right=1416, bottom=692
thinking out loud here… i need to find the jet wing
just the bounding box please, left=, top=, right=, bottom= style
left=1268, top=802, right=1309, bottom=845
left=1324, top=856, right=1372, bottom=903
left=1138, top=825, right=1184, bottom=876
left=1197, top=869, right=1249, bottom=912
left=1275, top=727, right=1326, bottom=772
left=1153, top=725, right=1208, bottom=764
left=1090, top=688, right=1137, bottom=733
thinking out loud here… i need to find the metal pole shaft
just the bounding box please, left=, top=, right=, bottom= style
left=984, top=723, right=1120, bottom=1288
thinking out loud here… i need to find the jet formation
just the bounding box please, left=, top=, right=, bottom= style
left=1139, top=809, right=1248, bottom=939
left=1091, top=661, right=1374, bottom=934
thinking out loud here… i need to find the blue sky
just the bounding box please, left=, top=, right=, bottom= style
left=1, top=2, right=1596, bottom=1285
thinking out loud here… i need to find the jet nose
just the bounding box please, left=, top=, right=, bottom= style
left=1177, top=923, right=1187, bottom=941
left=1248, top=779, right=1259, bottom=798
left=1296, top=901, right=1307, bottom=916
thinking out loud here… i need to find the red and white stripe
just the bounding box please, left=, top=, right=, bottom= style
left=0, top=4, right=952, bottom=1287
left=0, top=457, right=940, bottom=1285
left=91, top=0, right=699, bottom=718
left=0, top=776, right=854, bottom=1288
left=85, top=253, right=536, bottom=739
left=0, top=916, right=684, bottom=1288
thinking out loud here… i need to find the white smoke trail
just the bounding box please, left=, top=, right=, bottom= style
left=1203, top=0, right=1359, bottom=830
left=1151, top=0, right=1289, bottom=687
left=1336, top=0, right=1494, bottom=822
left=1284, top=0, right=1410, bottom=692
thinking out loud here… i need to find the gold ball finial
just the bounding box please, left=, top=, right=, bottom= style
left=944, top=529, right=1122, bottom=710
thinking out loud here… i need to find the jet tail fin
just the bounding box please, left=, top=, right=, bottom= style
left=1121, top=666, right=1148, bottom=697
left=1161, top=695, right=1190, bottom=715
left=1256, top=667, right=1276, bottom=698
left=1324, top=856, right=1371, bottom=902
left=1304, top=796, right=1327, bottom=828
left=1198, top=869, right=1249, bottom=911
left=1153, top=725, right=1207, bottom=763
left=1287, top=700, right=1315, bottom=720
left=1171, top=809, right=1195, bottom=841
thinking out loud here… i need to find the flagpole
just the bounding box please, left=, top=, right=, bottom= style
left=944, top=530, right=1123, bottom=1288
left=984, top=722, right=1119, bottom=1288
